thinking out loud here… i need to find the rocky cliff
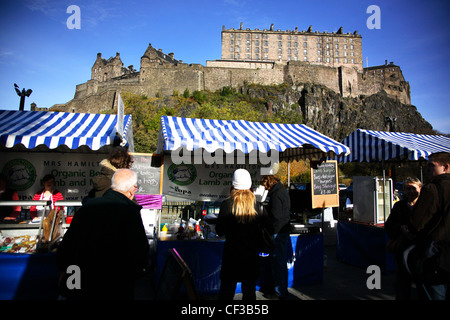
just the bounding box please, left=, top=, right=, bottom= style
left=244, top=82, right=434, bottom=141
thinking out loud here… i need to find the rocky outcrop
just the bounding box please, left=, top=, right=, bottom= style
left=244, top=82, right=434, bottom=141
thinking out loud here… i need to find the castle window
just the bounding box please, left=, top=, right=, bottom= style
left=256, top=54, right=259, bottom=59
left=288, top=55, right=292, bottom=61
left=264, top=48, right=268, bottom=53
left=344, top=44, right=347, bottom=49
left=304, top=49, right=307, bottom=55
left=230, top=54, right=233, bottom=59
left=350, top=45, right=354, bottom=50
left=230, top=47, right=233, bottom=52
left=344, top=51, right=347, bottom=56
left=288, top=35, right=291, bottom=40
left=264, top=41, right=268, bottom=46
left=317, top=43, right=322, bottom=48
left=303, top=36, right=307, bottom=41
left=336, top=51, right=339, bottom=56
left=255, top=34, right=259, bottom=39
left=247, top=40, right=250, bottom=45
left=335, top=44, right=339, bottom=49
left=230, top=40, right=233, bottom=45
left=278, top=41, right=282, bottom=47
left=326, top=43, right=330, bottom=49
left=303, top=42, right=307, bottom=48
left=256, top=40, right=259, bottom=46
left=288, top=48, right=291, bottom=54
left=318, top=57, right=322, bottom=62
left=335, top=58, right=339, bottom=63
left=345, top=58, right=348, bottom=63
left=288, top=42, right=291, bottom=47
left=351, top=52, right=354, bottom=57
left=294, top=56, right=298, bottom=61
left=264, top=34, right=268, bottom=39
left=236, top=53, right=240, bottom=59
left=247, top=54, right=250, bottom=59
left=304, top=56, right=308, bottom=61
left=278, top=48, right=282, bottom=53
left=278, top=35, right=282, bottom=40
left=351, top=59, right=355, bottom=63
left=246, top=47, right=250, bottom=52
left=318, top=50, right=321, bottom=55
left=294, top=42, right=298, bottom=47
left=255, top=47, right=259, bottom=53
left=278, top=55, right=282, bottom=60
left=230, top=34, right=234, bottom=38
left=247, top=34, right=250, bottom=39
left=264, top=55, right=268, bottom=60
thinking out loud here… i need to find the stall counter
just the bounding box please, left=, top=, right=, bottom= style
left=155, top=233, right=323, bottom=295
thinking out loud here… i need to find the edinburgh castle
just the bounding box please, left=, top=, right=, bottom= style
left=51, top=24, right=412, bottom=116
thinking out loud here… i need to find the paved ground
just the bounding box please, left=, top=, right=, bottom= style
left=135, top=244, right=398, bottom=301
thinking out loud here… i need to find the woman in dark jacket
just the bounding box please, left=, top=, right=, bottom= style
left=385, top=176, right=422, bottom=300
left=216, top=169, right=266, bottom=300
left=261, top=174, right=291, bottom=299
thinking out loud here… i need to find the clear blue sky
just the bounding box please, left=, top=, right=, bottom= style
left=0, top=0, right=449, bottom=134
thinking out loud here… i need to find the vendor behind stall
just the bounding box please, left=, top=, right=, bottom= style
left=0, top=173, right=21, bottom=221
left=29, top=174, right=64, bottom=220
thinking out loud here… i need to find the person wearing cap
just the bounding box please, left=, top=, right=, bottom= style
left=216, top=169, right=267, bottom=300
left=260, top=174, right=291, bottom=299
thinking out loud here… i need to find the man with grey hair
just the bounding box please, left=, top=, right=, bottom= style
left=57, top=169, right=149, bottom=300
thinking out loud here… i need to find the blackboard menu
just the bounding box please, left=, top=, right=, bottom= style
left=312, top=162, right=338, bottom=195
left=130, top=153, right=162, bottom=195
left=310, top=160, right=339, bottom=208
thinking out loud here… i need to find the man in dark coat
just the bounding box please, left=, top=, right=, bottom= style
left=261, top=174, right=291, bottom=299
left=57, top=169, right=149, bottom=300
left=410, top=152, right=450, bottom=300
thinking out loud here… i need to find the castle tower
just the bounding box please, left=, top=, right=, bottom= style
left=91, top=52, right=130, bottom=82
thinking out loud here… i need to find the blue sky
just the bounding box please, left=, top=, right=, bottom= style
left=0, top=0, right=449, bottom=134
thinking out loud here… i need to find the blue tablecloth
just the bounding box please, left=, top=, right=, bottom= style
left=0, top=252, right=60, bottom=300
left=336, top=220, right=395, bottom=273
left=155, top=233, right=323, bottom=294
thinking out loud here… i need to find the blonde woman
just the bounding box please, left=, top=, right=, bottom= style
left=216, top=169, right=266, bottom=300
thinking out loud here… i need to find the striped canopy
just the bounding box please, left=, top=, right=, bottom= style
left=156, top=116, right=351, bottom=160
left=0, top=110, right=134, bottom=152
left=339, top=129, right=450, bottom=163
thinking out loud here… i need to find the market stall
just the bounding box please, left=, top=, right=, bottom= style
left=155, top=115, right=350, bottom=294
left=0, top=108, right=135, bottom=299
left=336, top=129, right=450, bottom=272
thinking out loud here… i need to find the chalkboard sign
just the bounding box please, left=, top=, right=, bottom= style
left=130, top=153, right=162, bottom=195
left=310, top=160, right=339, bottom=208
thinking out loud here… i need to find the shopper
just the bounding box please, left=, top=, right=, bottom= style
left=29, top=174, right=64, bottom=220
left=216, top=169, right=266, bottom=300
left=57, top=169, right=149, bottom=300
left=260, top=174, right=291, bottom=299
left=385, top=177, right=422, bottom=299
left=409, top=152, right=450, bottom=300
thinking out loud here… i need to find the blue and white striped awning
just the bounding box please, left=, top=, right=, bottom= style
left=156, top=116, right=351, bottom=159
left=339, top=129, right=450, bottom=163
left=0, top=110, right=134, bottom=151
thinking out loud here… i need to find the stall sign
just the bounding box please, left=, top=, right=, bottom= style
left=0, top=152, right=105, bottom=201
left=163, top=157, right=263, bottom=202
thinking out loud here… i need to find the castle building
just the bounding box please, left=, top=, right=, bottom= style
left=220, top=23, right=363, bottom=72
left=53, top=24, right=411, bottom=114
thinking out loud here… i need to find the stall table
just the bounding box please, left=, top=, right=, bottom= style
left=336, top=220, right=395, bottom=273
left=155, top=233, right=323, bottom=295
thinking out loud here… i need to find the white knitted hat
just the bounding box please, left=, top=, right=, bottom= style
left=232, top=169, right=252, bottom=190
